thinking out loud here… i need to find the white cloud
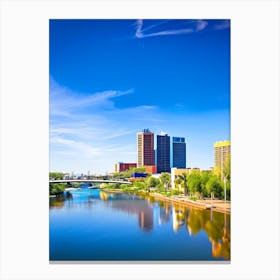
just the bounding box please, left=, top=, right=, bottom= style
left=50, top=78, right=134, bottom=116
left=49, top=79, right=163, bottom=173
left=134, top=19, right=208, bottom=39
left=196, top=19, right=208, bottom=31
left=50, top=136, right=101, bottom=156
left=213, top=20, right=230, bottom=30
left=135, top=19, right=144, bottom=38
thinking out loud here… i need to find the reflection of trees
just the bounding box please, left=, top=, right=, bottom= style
left=186, top=208, right=231, bottom=260
left=155, top=199, right=230, bottom=259
left=100, top=191, right=110, bottom=201
left=209, top=225, right=230, bottom=260
left=148, top=196, right=155, bottom=206
left=49, top=192, right=73, bottom=208
left=49, top=197, right=64, bottom=208
left=172, top=205, right=186, bottom=232
left=186, top=208, right=209, bottom=235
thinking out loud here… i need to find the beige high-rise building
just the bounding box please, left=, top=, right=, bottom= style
left=214, top=140, right=231, bottom=175
left=137, top=129, right=155, bottom=167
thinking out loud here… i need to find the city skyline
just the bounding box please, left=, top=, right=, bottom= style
left=50, top=19, right=230, bottom=174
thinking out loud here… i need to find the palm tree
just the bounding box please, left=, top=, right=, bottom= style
left=175, top=177, right=183, bottom=192
left=178, top=172, right=188, bottom=196
left=159, top=173, right=171, bottom=191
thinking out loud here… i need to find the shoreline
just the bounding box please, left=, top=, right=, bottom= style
left=101, top=188, right=230, bottom=214
left=149, top=193, right=231, bottom=214
left=55, top=188, right=231, bottom=214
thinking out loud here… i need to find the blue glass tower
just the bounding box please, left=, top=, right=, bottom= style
left=156, top=134, right=170, bottom=173
left=172, top=137, right=186, bottom=168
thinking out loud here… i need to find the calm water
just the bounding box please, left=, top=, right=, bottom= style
left=49, top=189, right=230, bottom=261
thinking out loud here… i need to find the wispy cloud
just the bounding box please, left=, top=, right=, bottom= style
left=134, top=19, right=208, bottom=39
left=50, top=136, right=102, bottom=156
left=50, top=79, right=134, bottom=117
left=213, top=20, right=230, bottom=30
left=49, top=79, right=161, bottom=173
left=135, top=19, right=144, bottom=38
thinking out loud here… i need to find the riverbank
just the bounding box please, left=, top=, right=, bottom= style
left=100, top=188, right=124, bottom=193
left=149, top=193, right=230, bottom=214
left=100, top=188, right=230, bottom=214
left=58, top=187, right=231, bottom=214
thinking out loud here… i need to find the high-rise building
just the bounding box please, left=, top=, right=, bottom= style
left=137, top=129, right=155, bottom=167
left=172, top=137, right=186, bottom=168
left=156, top=133, right=170, bottom=173
left=214, top=140, right=231, bottom=175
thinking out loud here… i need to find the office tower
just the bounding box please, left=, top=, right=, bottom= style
left=156, top=133, right=170, bottom=173
left=172, top=137, right=186, bottom=168
left=214, top=140, right=231, bottom=174
left=137, top=129, right=155, bottom=167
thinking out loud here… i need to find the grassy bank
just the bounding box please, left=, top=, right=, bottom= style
left=101, top=182, right=230, bottom=214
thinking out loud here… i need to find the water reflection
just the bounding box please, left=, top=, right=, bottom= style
left=99, top=191, right=153, bottom=232
left=172, top=205, right=186, bottom=232
left=49, top=192, right=73, bottom=208
left=159, top=202, right=171, bottom=224
left=185, top=208, right=230, bottom=260
left=154, top=200, right=230, bottom=260
left=50, top=189, right=230, bottom=260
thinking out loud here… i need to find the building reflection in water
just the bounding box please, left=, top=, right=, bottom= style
left=157, top=201, right=230, bottom=260
left=98, top=191, right=230, bottom=259
left=158, top=202, right=171, bottom=225
left=100, top=191, right=153, bottom=232
left=50, top=190, right=230, bottom=259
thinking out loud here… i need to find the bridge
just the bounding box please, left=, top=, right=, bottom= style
left=49, top=179, right=132, bottom=185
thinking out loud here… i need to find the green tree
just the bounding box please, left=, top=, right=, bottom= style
left=213, top=166, right=221, bottom=179
left=133, top=181, right=146, bottom=190
left=187, top=172, right=202, bottom=197
left=145, top=176, right=160, bottom=189
left=221, top=157, right=231, bottom=200
left=49, top=172, right=64, bottom=180
left=175, top=177, right=183, bottom=189
left=200, top=171, right=211, bottom=197
left=159, top=173, right=171, bottom=191
left=49, top=183, right=66, bottom=195
left=223, top=157, right=230, bottom=181
left=178, top=172, right=188, bottom=195
left=206, top=176, right=223, bottom=199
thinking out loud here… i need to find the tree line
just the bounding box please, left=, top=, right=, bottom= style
left=49, top=158, right=230, bottom=200
left=109, top=159, right=231, bottom=200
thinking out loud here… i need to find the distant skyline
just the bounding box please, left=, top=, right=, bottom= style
left=49, top=19, right=230, bottom=174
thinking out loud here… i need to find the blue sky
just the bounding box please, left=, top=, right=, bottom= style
left=49, top=19, right=230, bottom=175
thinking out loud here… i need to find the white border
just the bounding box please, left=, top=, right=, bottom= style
left=0, top=0, right=279, bottom=279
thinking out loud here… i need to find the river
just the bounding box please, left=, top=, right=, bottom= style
left=49, top=188, right=230, bottom=261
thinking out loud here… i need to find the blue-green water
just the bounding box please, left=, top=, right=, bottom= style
left=49, top=189, right=230, bottom=261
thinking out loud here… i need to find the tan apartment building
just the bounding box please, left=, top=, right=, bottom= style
left=214, top=140, right=231, bottom=175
